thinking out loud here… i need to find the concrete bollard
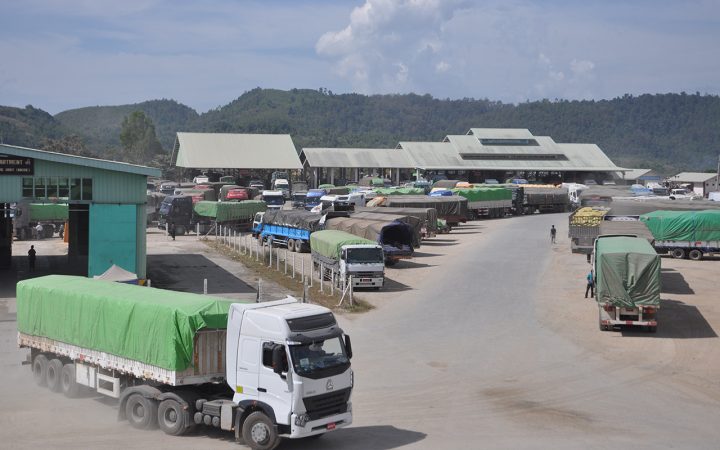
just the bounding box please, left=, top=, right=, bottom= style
left=196, top=223, right=200, bottom=239
left=147, top=279, right=151, bottom=288
left=203, top=278, right=207, bottom=295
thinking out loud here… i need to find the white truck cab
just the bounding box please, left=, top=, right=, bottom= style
left=273, top=179, right=291, bottom=199
left=226, top=298, right=353, bottom=447
left=263, top=190, right=286, bottom=210
left=319, top=193, right=366, bottom=211
left=340, top=244, right=385, bottom=288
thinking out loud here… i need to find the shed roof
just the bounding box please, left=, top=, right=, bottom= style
left=301, top=147, right=414, bottom=168
left=672, top=172, right=719, bottom=183
left=0, top=144, right=160, bottom=177
left=173, top=132, right=302, bottom=169
left=614, top=168, right=654, bottom=181
left=467, top=128, right=534, bottom=139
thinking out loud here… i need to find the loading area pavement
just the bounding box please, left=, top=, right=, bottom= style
left=1, top=214, right=719, bottom=448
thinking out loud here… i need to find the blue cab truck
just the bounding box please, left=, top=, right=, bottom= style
left=304, top=189, right=327, bottom=211
left=252, top=209, right=325, bottom=253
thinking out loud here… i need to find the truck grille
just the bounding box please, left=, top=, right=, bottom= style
left=303, top=387, right=351, bottom=420
left=354, top=271, right=379, bottom=278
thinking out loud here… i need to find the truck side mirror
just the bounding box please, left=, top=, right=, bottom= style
left=344, top=334, right=353, bottom=360
left=272, top=346, right=285, bottom=376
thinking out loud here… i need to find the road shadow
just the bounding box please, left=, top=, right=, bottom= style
left=378, top=277, right=412, bottom=292
left=281, top=425, right=426, bottom=450
left=448, top=231, right=480, bottom=235
left=147, top=254, right=254, bottom=295
left=412, top=251, right=441, bottom=258
left=661, top=268, right=695, bottom=294
left=422, top=240, right=459, bottom=247
left=619, top=299, right=717, bottom=339
left=392, top=260, right=436, bottom=269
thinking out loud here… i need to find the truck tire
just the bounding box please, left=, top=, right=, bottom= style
left=46, top=358, right=64, bottom=392
left=32, top=354, right=49, bottom=387
left=158, top=399, right=189, bottom=436
left=297, top=240, right=306, bottom=253
left=688, top=249, right=703, bottom=261
left=671, top=248, right=687, bottom=259
left=175, top=225, right=186, bottom=236
left=287, top=239, right=295, bottom=252
left=125, top=393, right=158, bottom=430
left=61, top=363, right=82, bottom=398
left=242, top=411, right=280, bottom=450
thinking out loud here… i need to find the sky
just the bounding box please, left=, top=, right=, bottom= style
left=1, top=0, right=719, bottom=114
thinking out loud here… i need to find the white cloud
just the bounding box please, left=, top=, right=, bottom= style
left=570, top=59, right=595, bottom=76
left=436, top=61, right=450, bottom=73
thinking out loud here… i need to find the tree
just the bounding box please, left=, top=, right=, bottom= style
left=40, top=135, right=95, bottom=158
left=119, top=111, right=163, bottom=163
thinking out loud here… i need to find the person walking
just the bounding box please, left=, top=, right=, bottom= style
left=550, top=225, right=557, bottom=243
left=28, top=245, right=36, bottom=272
left=585, top=270, right=595, bottom=298
left=169, top=220, right=176, bottom=241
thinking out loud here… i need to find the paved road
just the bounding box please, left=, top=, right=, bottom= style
left=1, top=214, right=718, bottom=449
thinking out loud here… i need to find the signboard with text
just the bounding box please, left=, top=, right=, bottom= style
left=0, top=155, right=34, bottom=175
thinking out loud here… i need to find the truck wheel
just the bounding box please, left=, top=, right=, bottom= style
left=125, top=394, right=158, bottom=430
left=287, top=239, right=295, bottom=252
left=297, top=240, right=306, bottom=253
left=32, top=354, right=49, bottom=387
left=158, top=399, right=189, bottom=436
left=175, top=225, right=186, bottom=235
left=688, top=249, right=703, bottom=261
left=46, top=358, right=64, bottom=393
left=242, top=411, right=280, bottom=450
left=671, top=248, right=687, bottom=259
left=61, top=363, right=81, bottom=398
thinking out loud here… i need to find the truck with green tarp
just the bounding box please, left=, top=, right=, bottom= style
left=594, top=236, right=661, bottom=332
left=373, top=187, right=425, bottom=196
left=452, top=187, right=512, bottom=219
left=640, top=210, right=720, bottom=260
left=383, top=195, right=469, bottom=227
left=355, top=206, right=439, bottom=237
left=18, top=275, right=355, bottom=448
left=13, top=201, right=68, bottom=240
left=310, top=230, right=385, bottom=289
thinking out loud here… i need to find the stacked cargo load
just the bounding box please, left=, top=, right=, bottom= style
left=17, top=275, right=236, bottom=384
left=598, top=218, right=655, bottom=244
left=383, top=195, right=468, bottom=226
left=350, top=211, right=422, bottom=248
left=639, top=210, right=720, bottom=260
left=452, top=187, right=512, bottom=219
left=568, top=206, right=611, bottom=254
left=373, top=187, right=425, bottom=196
left=325, top=217, right=414, bottom=263
left=355, top=206, right=438, bottom=237
left=193, top=200, right=267, bottom=223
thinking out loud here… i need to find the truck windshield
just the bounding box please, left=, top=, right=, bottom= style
left=159, top=201, right=172, bottom=215
left=289, top=337, right=349, bottom=377
left=347, top=248, right=384, bottom=264
left=264, top=196, right=285, bottom=206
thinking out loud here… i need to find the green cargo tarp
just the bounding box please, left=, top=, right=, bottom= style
left=29, top=203, right=68, bottom=221
left=373, top=187, right=425, bottom=196
left=640, top=210, right=720, bottom=241
left=16, top=275, right=236, bottom=371
left=595, top=237, right=661, bottom=308
left=452, top=188, right=512, bottom=202
left=310, top=230, right=376, bottom=260
left=194, top=200, right=266, bottom=222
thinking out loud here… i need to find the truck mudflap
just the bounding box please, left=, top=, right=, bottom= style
left=287, top=407, right=352, bottom=438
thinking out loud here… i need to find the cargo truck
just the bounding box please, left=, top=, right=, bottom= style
left=159, top=197, right=266, bottom=234
left=513, top=186, right=570, bottom=214
left=310, top=230, right=385, bottom=289
left=12, top=201, right=68, bottom=240
left=640, top=210, right=720, bottom=260
left=17, top=276, right=354, bottom=450
left=568, top=206, right=611, bottom=254
left=594, top=236, right=661, bottom=332
left=255, top=209, right=324, bottom=252
left=355, top=206, right=438, bottom=238
left=325, top=217, right=414, bottom=264
left=262, top=191, right=286, bottom=210
left=383, top=195, right=468, bottom=227
left=452, top=187, right=512, bottom=219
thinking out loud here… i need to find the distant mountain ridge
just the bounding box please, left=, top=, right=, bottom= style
left=1, top=89, right=719, bottom=173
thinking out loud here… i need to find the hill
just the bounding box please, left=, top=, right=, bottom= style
left=55, top=99, right=198, bottom=151
left=0, top=105, right=65, bottom=148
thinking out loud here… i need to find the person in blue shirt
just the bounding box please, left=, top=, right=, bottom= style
left=585, top=270, right=594, bottom=298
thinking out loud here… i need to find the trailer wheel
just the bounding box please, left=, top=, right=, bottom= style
left=32, top=354, right=49, bottom=387
left=125, top=394, right=158, bottom=430
left=287, top=239, right=295, bottom=252
left=158, top=399, right=189, bottom=436
left=671, top=248, right=687, bottom=259
left=61, top=363, right=81, bottom=398
left=242, top=411, right=280, bottom=450
left=46, top=358, right=64, bottom=392
left=175, top=225, right=186, bottom=236
left=688, top=249, right=703, bottom=261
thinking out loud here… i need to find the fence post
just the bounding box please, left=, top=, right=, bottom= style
left=320, top=263, right=324, bottom=292
left=146, top=279, right=151, bottom=288
left=196, top=222, right=200, bottom=239
left=269, top=241, right=273, bottom=268
left=302, top=279, right=308, bottom=303
left=350, top=276, right=354, bottom=306
left=301, top=258, right=305, bottom=283
left=331, top=269, right=335, bottom=295
left=284, top=249, right=287, bottom=275
left=203, top=278, right=207, bottom=295
left=292, top=253, right=295, bottom=279
left=257, top=278, right=262, bottom=302
left=256, top=239, right=259, bottom=261
left=276, top=247, right=280, bottom=271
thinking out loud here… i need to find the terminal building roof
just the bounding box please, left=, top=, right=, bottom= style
left=173, top=132, right=302, bottom=169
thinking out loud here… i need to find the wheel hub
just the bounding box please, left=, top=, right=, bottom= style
left=251, top=422, right=270, bottom=444
left=167, top=409, right=177, bottom=422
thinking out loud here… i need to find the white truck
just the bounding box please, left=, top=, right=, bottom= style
left=18, top=276, right=353, bottom=450
left=310, top=230, right=385, bottom=289
left=319, top=193, right=366, bottom=212
left=273, top=179, right=291, bottom=199
left=262, top=190, right=286, bottom=210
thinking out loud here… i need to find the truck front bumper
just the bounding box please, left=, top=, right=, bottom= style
left=352, top=277, right=383, bottom=288
left=288, top=405, right=352, bottom=438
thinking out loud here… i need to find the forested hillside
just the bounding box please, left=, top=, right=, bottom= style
left=1, top=90, right=719, bottom=173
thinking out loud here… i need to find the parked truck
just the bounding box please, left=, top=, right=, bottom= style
left=17, top=275, right=353, bottom=449
left=310, top=230, right=385, bottom=289
left=13, top=201, right=68, bottom=240
left=568, top=206, right=611, bottom=254
left=262, top=190, right=286, bottom=210
left=382, top=195, right=468, bottom=227
left=255, top=209, right=324, bottom=252
left=159, top=197, right=266, bottom=234
left=640, top=210, right=720, bottom=260
left=325, top=217, right=414, bottom=264
left=513, top=186, right=570, bottom=214
left=452, top=187, right=512, bottom=219
left=594, top=235, right=661, bottom=332
left=355, top=206, right=438, bottom=238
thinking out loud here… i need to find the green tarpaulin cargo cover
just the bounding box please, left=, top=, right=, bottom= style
left=29, top=203, right=68, bottom=221
left=373, top=187, right=425, bottom=196
left=193, top=200, right=266, bottom=222
left=640, top=210, right=720, bottom=241
left=310, top=230, right=377, bottom=260
left=452, top=188, right=512, bottom=202
left=383, top=195, right=468, bottom=218
left=595, top=237, right=661, bottom=308
left=16, top=275, right=237, bottom=371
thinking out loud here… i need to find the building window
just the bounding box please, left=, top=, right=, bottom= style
left=82, top=178, right=93, bottom=200
left=47, top=177, right=59, bottom=198
left=22, top=178, right=33, bottom=198
left=58, top=178, right=69, bottom=198
left=70, top=178, right=81, bottom=200
left=34, top=177, right=46, bottom=198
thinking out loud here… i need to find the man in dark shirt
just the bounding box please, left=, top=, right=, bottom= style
left=28, top=245, right=36, bottom=271
left=550, top=225, right=557, bottom=243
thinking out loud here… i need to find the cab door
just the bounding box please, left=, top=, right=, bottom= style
left=234, top=337, right=260, bottom=402
left=258, top=342, right=292, bottom=424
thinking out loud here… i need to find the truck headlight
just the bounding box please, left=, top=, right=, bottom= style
left=294, top=413, right=310, bottom=427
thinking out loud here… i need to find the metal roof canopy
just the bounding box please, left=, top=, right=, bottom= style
left=301, top=147, right=414, bottom=168
left=173, top=132, right=302, bottom=169
left=0, top=144, right=160, bottom=177
left=467, top=128, right=535, bottom=139
left=672, top=172, right=719, bottom=183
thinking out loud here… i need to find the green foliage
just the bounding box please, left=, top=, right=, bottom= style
left=119, top=111, right=163, bottom=164
left=0, top=105, right=64, bottom=147
left=40, top=135, right=96, bottom=158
